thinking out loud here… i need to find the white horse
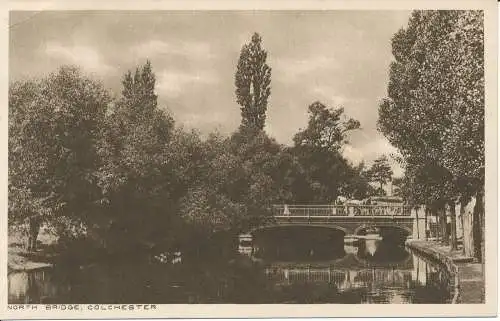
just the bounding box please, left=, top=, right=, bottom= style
left=336, top=196, right=347, bottom=205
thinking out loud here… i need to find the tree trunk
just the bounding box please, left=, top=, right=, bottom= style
left=27, top=216, right=41, bottom=252
left=462, top=198, right=474, bottom=257
left=444, top=205, right=450, bottom=245
left=482, top=190, right=485, bottom=264
left=415, top=207, right=420, bottom=239
left=434, top=209, right=444, bottom=243
left=473, top=188, right=484, bottom=262
left=458, top=201, right=465, bottom=248
left=431, top=208, right=438, bottom=241
left=439, top=205, right=449, bottom=245
left=424, top=206, right=428, bottom=240
left=449, top=201, right=457, bottom=251
left=440, top=209, right=445, bottom=243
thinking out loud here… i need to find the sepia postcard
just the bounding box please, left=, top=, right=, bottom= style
left=1, top=0, right=498, bottom=319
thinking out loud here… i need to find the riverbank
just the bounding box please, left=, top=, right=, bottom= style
left=406, top=239, right=484, bottom=304
left=8, top=230, right=57, bottom=273
left=8, top=244, right=54, bottom=273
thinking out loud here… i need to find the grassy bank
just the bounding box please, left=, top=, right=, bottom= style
left=8, top=229, right=58, bottom=273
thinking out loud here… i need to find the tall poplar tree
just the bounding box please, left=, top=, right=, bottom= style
left=235, top=33, right=272, bottom=134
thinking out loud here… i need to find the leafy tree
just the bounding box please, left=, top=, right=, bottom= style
left=438, top=10, right=484, bottom=259
left=96, top=61, right=176, bottom=252
left=9, top=66, right=110, bottom=251
left=227, top=131, right=286, bottom=225
left=177, top=131, right=275, bottom=256
left=178, top=133, right=245, bottom=236
left=414, top=162, right=456, bottom=244
left=290, top=146, right=353, bottom=203
left=235, top=33, right=272, bottom=134
left=289, top=101, right=363, bottom=203
left=293, top=101, right=360, bottom=152
left=341, top=161, right=378, bottom=200
left=378, top=11, right=484, bottom=256
left=367, top=155, right=393, bottom=191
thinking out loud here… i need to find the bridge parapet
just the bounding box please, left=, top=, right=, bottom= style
left=272, top=204, right=412, bottom=218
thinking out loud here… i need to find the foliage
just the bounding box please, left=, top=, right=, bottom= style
left=367, top=155, right=393, bottom=190
left=378, top=10, right=484, bottom=256
left=235, top=33, right=272, bottom=134
left=439, top=11, right=485, bottom=186
left=340, top=162, right=378, bottom=200
left=288, top=101, right=366, bottom=203
left=178, top=132, right=244, bottom=237
left=293, top=101, right=360, bottom=152
left=9, top=47, right=374, bottom=259
left=378, top=10, right=484, bottom=202
left=95, top=61, right=176, bottom=250
left=9, top=66, right=110, bottom=249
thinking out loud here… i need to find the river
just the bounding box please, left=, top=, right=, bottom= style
left=8, top=239, right=454, bottom=304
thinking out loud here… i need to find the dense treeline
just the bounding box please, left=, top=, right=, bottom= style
left=378, top=11, right=484, bottom=261
left=9, top=33, right=375, bottom=259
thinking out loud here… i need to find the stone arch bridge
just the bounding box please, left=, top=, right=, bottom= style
left=244, top=204, right=417, bottom=241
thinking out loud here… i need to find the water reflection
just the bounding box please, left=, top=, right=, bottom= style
left=356, top=240, right=411, bottom=266
left=8, top=239, right=454, bottom=304
left=252, top=226, right=346, bottom=262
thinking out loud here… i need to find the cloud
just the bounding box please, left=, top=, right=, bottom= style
left=156, top=69, right=218, bottom=97
left=44, top=42, right=113, bottom=74
left=342, top=145, right=364, bottom=165
left=272, top=54, right=338, bottom=82
left=310, top=86, right=350, bottom=106
left=342, top=137, right=403, bottom=176
left=180, top=111, right=231, bottom=128
left=131, top=40, right=213, bottom=61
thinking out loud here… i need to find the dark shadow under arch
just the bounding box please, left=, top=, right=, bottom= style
left=353, top=224, right=412, bottom=236
left=249, top=223, right=348, bottom=236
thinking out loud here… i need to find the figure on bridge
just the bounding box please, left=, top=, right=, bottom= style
left=283, top=204, right=290, bottom=216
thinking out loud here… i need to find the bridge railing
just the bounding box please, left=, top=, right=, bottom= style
left=272, top=204, right=412, bottom=217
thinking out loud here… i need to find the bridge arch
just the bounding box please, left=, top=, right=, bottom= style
left=353, top=223, right=412, bottom=236
left=249, top=223, right=349, bottom=235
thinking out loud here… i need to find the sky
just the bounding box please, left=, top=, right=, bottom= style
left=9, top=11, right=411, bottom=176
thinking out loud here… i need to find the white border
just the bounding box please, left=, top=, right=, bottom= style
left=1, top=0, right=497, bottom=318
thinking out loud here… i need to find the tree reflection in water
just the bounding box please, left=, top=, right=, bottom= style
left=8, top=237, right=453, bottom=304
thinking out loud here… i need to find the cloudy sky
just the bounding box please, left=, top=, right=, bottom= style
left=10, top=11, right=411, bottom=176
